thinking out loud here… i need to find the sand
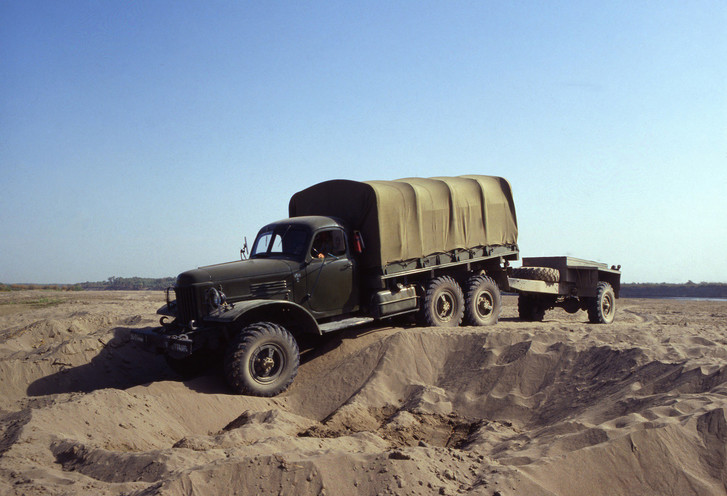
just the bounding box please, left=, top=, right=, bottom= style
left=1, top=290, right=726, bottom=495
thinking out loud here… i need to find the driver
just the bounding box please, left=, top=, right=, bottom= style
left=311, top=231, right=334, bottom=259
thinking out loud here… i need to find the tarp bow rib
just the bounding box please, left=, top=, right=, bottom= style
left=288, top=175, right=518, bottom=270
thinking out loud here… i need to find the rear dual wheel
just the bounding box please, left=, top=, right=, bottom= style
left=417, top=276, right=465, bottom=327
left=417, top=274, right=502, bottom=327
left=464, top=275, right=502, bottom=326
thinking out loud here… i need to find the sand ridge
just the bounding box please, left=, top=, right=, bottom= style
left=1, top=291, right=726, bottom=495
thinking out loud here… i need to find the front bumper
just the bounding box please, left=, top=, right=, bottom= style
left=130, top=328, right=194, bottom=357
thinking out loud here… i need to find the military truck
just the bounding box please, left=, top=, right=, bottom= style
left=131, top=175, right=620, bottom=396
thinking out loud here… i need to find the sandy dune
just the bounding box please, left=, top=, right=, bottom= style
left=1, top=290, right=726, bottom=495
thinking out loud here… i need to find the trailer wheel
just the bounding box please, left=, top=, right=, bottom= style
left=518, top=295, right=546, bottom=321
left=417, top=276, right=465, bottom=327
left=224, top=322, right=299, bottom=396
left=464, top=275, right=502, bottom=326
left=512, top=267, right=560, bottom=283
left=587, top=282, right=616, bottom=324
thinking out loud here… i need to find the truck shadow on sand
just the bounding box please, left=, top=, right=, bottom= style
left=168, top=322, right=408, bottom=395
left=26, top=320, right=477, bottom=398
left=299, top=320, right=415, bottom=362
left=26, top=326, right=175, bottom=398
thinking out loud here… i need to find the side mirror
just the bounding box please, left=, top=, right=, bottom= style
left=240, top=237, right=249, bottom=260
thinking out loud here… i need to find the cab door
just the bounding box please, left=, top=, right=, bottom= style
left=305, top=228, right=358, bottom=315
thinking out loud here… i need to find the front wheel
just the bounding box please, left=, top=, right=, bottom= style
left=464, top=275, right=502, bottom=326
left=224, top=322, right=300, bottom=396
left=587, top=282, right=616, bottom=324
left=417, top=276, right=465, bottom=327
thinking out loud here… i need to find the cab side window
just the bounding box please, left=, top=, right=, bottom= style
left=311, top=229, right=347, bottom=259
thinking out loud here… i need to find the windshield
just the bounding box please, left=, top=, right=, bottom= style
left=250, top=225, right=309, bottom=260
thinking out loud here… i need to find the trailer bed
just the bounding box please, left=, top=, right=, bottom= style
left=506, top=255, right=621, bottom=324
left=508, top=256, right=621, bottom=298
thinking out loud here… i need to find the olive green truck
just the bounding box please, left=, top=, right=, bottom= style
left=131, top=175, right=621, bottom=396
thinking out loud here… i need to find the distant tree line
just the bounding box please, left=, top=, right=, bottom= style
left=0, top=283, right=79, bottom=291
left=78, top=276, right=177, bottom=290
left=0, top=276, right=176, bottom=292
left=2, top=279, right=726, bottom=298
left=620, top=282, right=727, bottom=299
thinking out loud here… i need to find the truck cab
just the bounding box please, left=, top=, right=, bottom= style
left=248, top=216, right=359, bottom=319
left=160, top=216, right=359, bottom=333
left=132, top=215, right=370, bottom=397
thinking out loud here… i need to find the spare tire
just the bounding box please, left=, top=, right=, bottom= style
left=511, top=266, right=560, bottom=283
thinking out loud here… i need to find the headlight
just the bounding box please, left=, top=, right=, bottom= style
left=206, top=287, right=226, bottom=310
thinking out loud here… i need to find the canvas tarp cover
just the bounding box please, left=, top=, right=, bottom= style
left=288, top=175, right=518, bottom=270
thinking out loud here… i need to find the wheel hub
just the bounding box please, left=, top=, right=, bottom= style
left=260, top=356, right=275, bottom=375
left=251, top=344, right=283, bottom=381
left=437, top=294, right=453, bottom=319
left=603, top=296, right=613, bottom=315
left=476, top=293, right=493, bottom=316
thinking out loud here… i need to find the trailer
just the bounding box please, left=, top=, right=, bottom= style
left=507, top=256, right=621, bottom=324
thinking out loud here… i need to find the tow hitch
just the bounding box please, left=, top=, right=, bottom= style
left=130, top=328, right=194, bottom=357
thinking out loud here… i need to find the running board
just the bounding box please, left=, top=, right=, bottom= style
left=318, top=317, right=374, bottom=334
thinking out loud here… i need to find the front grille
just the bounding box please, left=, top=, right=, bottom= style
left=175, top=286, right=199, bottom=325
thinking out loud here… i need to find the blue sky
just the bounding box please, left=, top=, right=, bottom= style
left=1, top=1, right=725, bottom=284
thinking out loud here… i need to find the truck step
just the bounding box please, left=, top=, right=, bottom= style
left=318, top=317, right=374, bottom=334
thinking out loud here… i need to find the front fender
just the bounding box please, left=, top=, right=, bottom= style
left=204, top=299, right=321, bottom=336
left=156, top=304, right=176, bottom=317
